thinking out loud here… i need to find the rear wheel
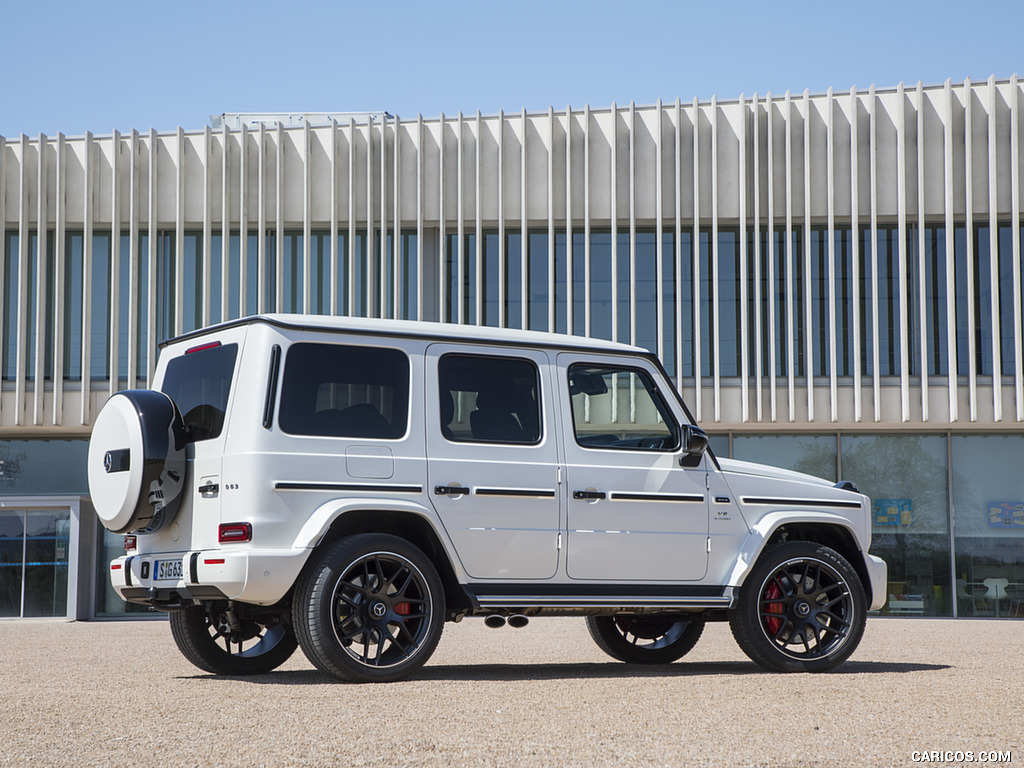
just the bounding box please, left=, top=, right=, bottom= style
left=586, top=614, right=705, bottom=664
left=169, top=602, right=297, bottom=676
left=292, top=534, right=445, bottom=683
left=729, top=541, right=867, bottom=672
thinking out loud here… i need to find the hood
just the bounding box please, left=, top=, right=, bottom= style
left=715, top=457, right=835, bottom=489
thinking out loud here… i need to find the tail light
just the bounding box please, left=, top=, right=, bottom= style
left=124, top=535, right=137, bottom=552
left=218, top=522, right=252, bottom=543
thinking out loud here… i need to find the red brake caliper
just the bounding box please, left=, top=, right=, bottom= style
left=394, top=602, right=411, bottom=616
left=764, top=582, right=783, bottom=634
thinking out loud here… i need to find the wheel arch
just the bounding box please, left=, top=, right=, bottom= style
left=727, top=515, right=875, bottom=608
left=293, top=499, right=474, bottom=614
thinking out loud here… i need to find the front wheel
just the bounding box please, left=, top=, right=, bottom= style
left=292, top=534, right=445, bottom=683
left=729, top=541, right=867, bottom=672
left=586, top=614, right=705, bottom=664
left=169, top=602, right=298, bottom=675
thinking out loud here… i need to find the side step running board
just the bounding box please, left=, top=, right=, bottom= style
left=473, top=594, right=733, bottom=610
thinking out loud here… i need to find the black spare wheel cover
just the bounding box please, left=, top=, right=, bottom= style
left=88, top=390, right=187, bottom=534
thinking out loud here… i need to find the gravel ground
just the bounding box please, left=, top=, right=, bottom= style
left=0, top=616, right=1021, bottom=768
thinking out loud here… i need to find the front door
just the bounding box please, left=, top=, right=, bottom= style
left=426, top=345, right=560, bottom=580
left=557, top=354, right=709, bottom=581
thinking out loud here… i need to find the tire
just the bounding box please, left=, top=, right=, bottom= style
left=87, top=390, right=187, bottom=534
left=169, top=602, right=298, bottom=676
left=586, top=614, right=705, bottom=664
left=292, top=534, right=445, bottom=683
left=729, top=541, right=867, bottom=673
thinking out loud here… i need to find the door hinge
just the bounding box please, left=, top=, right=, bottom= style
left=706, top=537, right=712, bottom=553
left=557, top=466, right=563, bottom=485
left=557, top=533, right=563, bottom=550
left=705, top=473, right=710, bottom=491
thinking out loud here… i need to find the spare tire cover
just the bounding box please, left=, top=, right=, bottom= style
left=88, top=390, right=187, bottom=534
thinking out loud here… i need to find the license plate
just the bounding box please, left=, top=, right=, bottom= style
left=154, top=559, right=183, bottom=581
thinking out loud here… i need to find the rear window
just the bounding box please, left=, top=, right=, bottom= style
left=278, top=343, right=410, bottom=439
left=161, top=342, right=239, bottom=442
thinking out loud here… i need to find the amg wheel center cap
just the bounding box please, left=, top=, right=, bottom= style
left=370, top=601, right=388, bottom=619
left=795, top=601, right=812, bottom=617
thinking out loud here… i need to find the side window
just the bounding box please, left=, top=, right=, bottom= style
left=161, top=342, right=238, bottom=442
left=278, top=343, right=409, bottom=439
left=567, top=363, right=679, bottom=451
left=438, top=354, right=541, bottom=445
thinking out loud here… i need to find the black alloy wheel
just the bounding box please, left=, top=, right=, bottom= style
left=730, top=541, right=867, bottom=672
left=292, top=534, right=445, bottom=683
left=169, top=601, right=298, bottom=675
left=586, top=614, right=705, bottom=664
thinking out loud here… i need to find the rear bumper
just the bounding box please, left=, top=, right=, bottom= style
left=865, top=553, right=888, bottom=612
left=110, top=547, right=311, bottom=607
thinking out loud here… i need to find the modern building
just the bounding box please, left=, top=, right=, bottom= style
left=1, top=76, right=1022, bottom=620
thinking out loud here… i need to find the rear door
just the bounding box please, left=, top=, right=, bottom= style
left=159, top=329, right=247, bottom=552
left=425, top=345, right=560, bottom=580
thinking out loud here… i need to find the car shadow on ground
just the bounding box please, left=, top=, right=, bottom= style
left=178, top=659, right=950, bottom=685
left=415, top=659, right=951, bottom=681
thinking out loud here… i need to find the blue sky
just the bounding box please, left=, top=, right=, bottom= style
left=2, top=0, right=1020, bottom=138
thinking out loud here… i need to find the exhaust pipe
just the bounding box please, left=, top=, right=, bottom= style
left=484, top=615, right=507, bottom=629
left=507, top=614, right=529, bottom=629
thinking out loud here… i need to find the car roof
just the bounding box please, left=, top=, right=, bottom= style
left=162, top=313, right=648, bottom=356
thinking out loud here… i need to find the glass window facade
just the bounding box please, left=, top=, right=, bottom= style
left=0, top=439, right=89, bottom=495
left=732, top=434, right=838, bottom=481
left=842, top=435, right=951, bottom=617
left=0, top=509, right=70, bottom=618
left=951, top=436, right=1024, bottom=618
left=6, top=221, right=1013, bottom=390
left=718, top=431, right=1024, bottom=618
left=1, top=228, right=425, bottom=390
left=433, top=221, right=1013, bottom=388
left=0, top=441, right=86, bottom=619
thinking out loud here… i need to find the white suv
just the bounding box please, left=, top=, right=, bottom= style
left=88, top=315, right=887, bottom=682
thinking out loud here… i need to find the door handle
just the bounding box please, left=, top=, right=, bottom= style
left=198, top=482, right=219, bottom=498
left=573, top=490, right=606, bottom=500
left=434, top=485, right=470, bottom=496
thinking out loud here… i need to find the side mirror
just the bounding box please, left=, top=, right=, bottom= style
left=679, top=424, right=708, bottom=465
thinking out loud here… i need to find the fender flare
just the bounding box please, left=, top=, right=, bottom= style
left=291, top=497, right=469, bottom=582
left=724, top=511, right=868, bottom=589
